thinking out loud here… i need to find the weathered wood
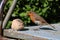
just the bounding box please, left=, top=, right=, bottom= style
left=4, top=29, right=48, bottom=40
left=4, top=23, right=60, bottom=40
left=0, top=36, right=15, bottom=40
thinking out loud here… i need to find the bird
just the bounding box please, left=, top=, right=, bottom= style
left=27, top=11, right=55, bottom=30
left=11, top=19, right=24, bottom=31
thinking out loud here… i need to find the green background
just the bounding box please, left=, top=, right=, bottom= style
left=4, top=0, right=60, bottom=28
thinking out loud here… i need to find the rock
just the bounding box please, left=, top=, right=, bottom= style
left=11, top=19, right=24, bottom=30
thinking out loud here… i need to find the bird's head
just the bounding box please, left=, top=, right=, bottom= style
left=27, top=11, right=34, bottom=17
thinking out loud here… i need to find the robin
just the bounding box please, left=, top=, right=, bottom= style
left=27, top=11, right=55, bottom=30
left=11, top=19, right=24, bottom=30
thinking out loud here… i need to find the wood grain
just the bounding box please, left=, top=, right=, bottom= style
left=3, top=23, right=60, bottom=40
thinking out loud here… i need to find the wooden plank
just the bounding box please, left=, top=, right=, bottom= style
left=0, top=36, right=15, bottom=40
left=4, top=29, right=48, bottom=40
left=4, top=23, right=60, bottom=40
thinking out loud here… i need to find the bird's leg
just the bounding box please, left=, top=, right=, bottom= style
left=30, top=21, right=42, bottom=30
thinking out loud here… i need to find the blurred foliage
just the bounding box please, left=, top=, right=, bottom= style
left=4, top=0, right=60, bottom=28
left=0, top=0, right=1, bottom=2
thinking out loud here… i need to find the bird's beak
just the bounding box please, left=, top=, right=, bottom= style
left=26, top=11, right=31, bottom=17
left=24, top=13, right=29, bottom=18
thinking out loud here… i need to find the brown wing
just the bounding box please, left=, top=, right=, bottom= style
left=32, top=12, right=48, bottom=25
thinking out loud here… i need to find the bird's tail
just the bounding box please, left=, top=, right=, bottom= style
left=45, top=22, right=55, bottom=29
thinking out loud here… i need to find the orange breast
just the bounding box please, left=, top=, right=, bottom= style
left=29, top=15, right=36, bottom=23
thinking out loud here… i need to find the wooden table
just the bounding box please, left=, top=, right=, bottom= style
left=3, top=23, right=60, bottom=40
left=0, top=36, right=15, bottom=40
